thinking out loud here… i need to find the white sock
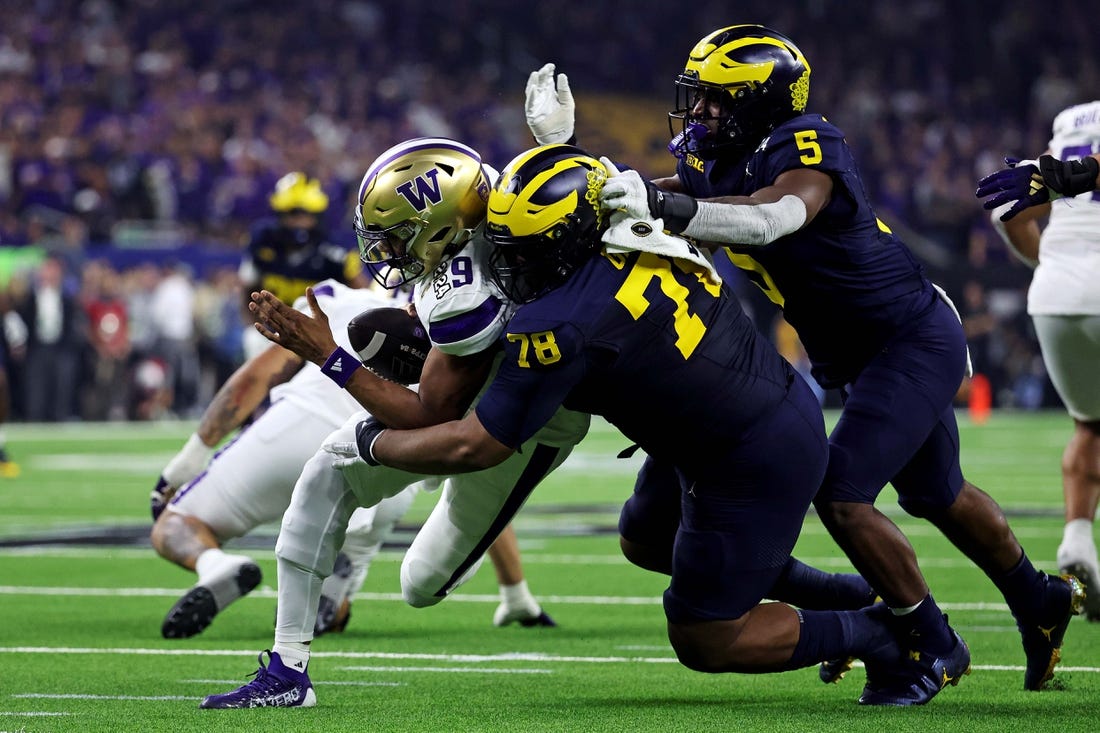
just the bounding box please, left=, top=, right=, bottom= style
left=272, top=642, right=311, bottom=674
left=274, top=556, right=324, bottom=645
left=500, top=580, right=538, bottom=611
left=1063, top=518, right=1095, bottom=547
left=194, top=548, right=247, bottom=585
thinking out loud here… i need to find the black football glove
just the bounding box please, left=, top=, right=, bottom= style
left=977, top=155, right=1100, bottom=221
left=355, top=416, right=388, bottom=466
left=150, top=476, right=174, bottom=521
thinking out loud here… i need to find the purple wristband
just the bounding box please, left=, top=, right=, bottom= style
left=321, top=346, right=361, bottom=388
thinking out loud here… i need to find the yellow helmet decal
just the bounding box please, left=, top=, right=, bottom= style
left=489, top=145, right=606, bottom=238
left=269, top=172, right=329, bottom=213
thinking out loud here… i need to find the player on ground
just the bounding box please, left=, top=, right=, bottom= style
left=575, top=25, right=1082, bottom=697
left=199, top=138, right=586, bottom=709
left=151, top=279, right=550, bottom=639
left=335, top=145, right=947, bottom=704
left=977, top=100, right=1100, bottom=621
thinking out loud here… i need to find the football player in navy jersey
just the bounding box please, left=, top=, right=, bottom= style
left=354, top=144, right=958, bottom=701
left=238, top=172, right=370, bottom=358
left=590, top=25, right=1082, bottom=697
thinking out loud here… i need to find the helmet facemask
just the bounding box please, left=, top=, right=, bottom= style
left=486, top=213, right=596, bottom=304
left=354, top=212, right=429, bottom=289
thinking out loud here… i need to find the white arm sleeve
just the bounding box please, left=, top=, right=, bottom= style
left=682, top=194, right=807, bottom=245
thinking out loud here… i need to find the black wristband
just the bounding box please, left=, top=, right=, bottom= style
left=1040, top=154, right=1100, bottom=197
left=354, top=417, right=387, bottom=466
left=644, top=183, right=699, bottom=234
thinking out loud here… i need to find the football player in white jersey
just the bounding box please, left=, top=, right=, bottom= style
left=978, top=100, right=1100, bottom=620
left=199, top=138, right=590, bottom=709
left=151, top=279, right=552, bottom=639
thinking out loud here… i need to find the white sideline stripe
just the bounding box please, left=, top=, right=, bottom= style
left=336, top=666, right=552, bottom=674
left=0, top=585, right=1026, bottom=612
left=0, top=548, right=1067, bottom=575
left=0, top=585, right=663, bottom=605
left=0, top=647, right=680, bottom=664
left=0, top=711, right=72, bottom=716
left=14, top=693, right=194, bottom=701
left=4, top=646, right=1100, bottom=677
left=182, top=679, right=403, bottom=687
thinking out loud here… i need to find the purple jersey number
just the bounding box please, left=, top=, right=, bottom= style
left=451, top=256, right=474, bottom=287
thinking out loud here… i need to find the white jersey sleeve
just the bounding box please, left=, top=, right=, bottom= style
left=412, top=228, right=515, bottom=357
left=271, top=280, right=406, bottom=423
left=1029, top=100, right=1100, bottom=316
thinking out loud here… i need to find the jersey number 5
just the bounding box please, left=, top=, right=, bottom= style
left=795, top=130, right=822, bottom=165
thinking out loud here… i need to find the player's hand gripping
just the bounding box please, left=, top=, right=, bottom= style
left=249, top=288, right=337, bottom=364
left=525, top=63, right=575, bottom=145
left=598, top=157, right=699, bottom=234
left=976, top=154, right=1100, bottom=220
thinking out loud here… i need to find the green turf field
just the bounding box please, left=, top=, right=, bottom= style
left=1, top=412, right=1098, bottom=732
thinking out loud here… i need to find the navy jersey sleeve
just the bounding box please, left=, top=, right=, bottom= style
left=474, top=319, right=586, bottom=449
left=755, top=117, right=851, bottom=186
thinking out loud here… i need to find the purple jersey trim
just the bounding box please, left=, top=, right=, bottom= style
left=429, top=296, right=503, bottom=346
left=311, top=282, right=335, bottom=298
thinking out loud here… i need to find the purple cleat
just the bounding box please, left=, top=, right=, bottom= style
left=199, top=651, right=316, bottom=709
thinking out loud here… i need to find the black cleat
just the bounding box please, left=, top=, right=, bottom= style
left=1018, top=573, right=1084, bottom=690
left=162, top=561, right=262, bottom=639
left=859, top=627, right=971, bottom=706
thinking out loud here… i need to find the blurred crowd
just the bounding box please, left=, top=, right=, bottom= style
left=0, top=0, right=1096, bottom=420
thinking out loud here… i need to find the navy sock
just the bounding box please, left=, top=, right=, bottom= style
left=784, top=606, right=893, bottom=671
left=770, top=557, right=876, bottom=610
left=892, top=594, right=953, bottom=655
left=991, top=553, right=1045, bottom=621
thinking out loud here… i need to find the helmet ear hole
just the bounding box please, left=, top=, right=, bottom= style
left=428, top=226, right=452, bottom=243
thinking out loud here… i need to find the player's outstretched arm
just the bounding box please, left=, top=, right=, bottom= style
left=357, top=411, right=513, bottom=475
left=598, top=159, right=827, bottom=245
left=977, top=154, right=1100, bottom=221
left=251, top=287, right=496, bottom=430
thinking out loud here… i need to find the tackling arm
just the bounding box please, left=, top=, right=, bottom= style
left=360, top=411, right=514, bottom=474
left=600, top=166, right=830, bottom=244
left=249, top=287, right=496, bottom=429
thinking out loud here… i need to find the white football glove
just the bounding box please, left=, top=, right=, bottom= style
left=525, top=63, right=575, bottom=145
left=598, top=166, right=653, bottom=220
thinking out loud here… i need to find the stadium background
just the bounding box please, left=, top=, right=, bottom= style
left=0, top=0, right=1095, bottom=420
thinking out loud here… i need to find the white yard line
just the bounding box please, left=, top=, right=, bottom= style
left=0, top=646, right=1098, bottom=676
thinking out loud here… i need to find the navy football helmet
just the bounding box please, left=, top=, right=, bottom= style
left=669, top=25, right=811, bottom=161
left=484, top=145, right=609, bottom=304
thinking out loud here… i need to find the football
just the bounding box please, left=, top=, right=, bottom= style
left=346, top=306, right=431, bottom=385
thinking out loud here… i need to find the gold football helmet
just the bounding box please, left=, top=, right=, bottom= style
left=354, top=138, right=492, bottom=289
